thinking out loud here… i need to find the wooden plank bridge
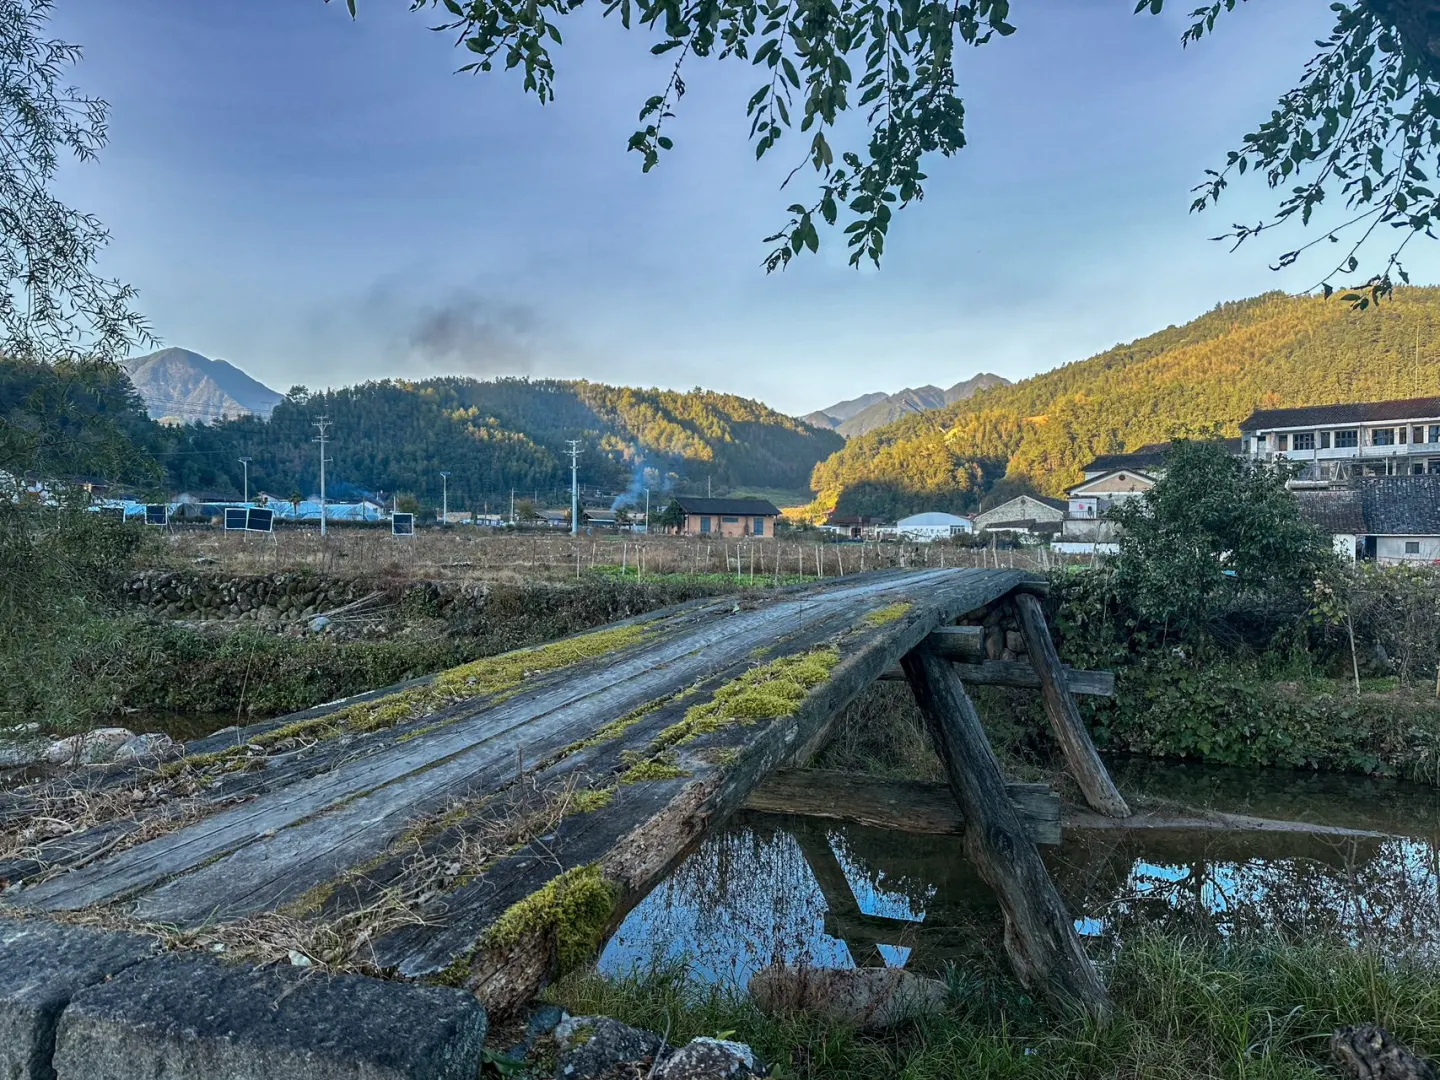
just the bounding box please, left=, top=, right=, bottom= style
left=0, top=568, right=1130, bottom=1017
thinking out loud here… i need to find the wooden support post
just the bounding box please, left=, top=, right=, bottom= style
left=1013, top=592, right=1130, bottom=819
left=901, top=648, right=1110, bottom=1018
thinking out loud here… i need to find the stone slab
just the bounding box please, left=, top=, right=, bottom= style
left=0, top=918, right=160, bottom=1080
left=52, top=953, right=487, bottom=1080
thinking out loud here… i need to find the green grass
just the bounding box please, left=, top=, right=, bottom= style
left=546, top=935, right=1440, bottom=1079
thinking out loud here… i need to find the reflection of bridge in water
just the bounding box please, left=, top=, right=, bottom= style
left=709, top=806, right=1435, bottom=977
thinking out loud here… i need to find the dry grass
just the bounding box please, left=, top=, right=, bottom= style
left=141, top=528, right=1056, bottom=585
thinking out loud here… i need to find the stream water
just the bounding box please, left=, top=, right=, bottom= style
left=599, top=761, right=1440, bottom=986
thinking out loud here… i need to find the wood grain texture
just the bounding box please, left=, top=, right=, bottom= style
left=877, top=660, right=1114, bottom=696
left=1014, top=592, right=1130, bottom=818
left=742, top=769, right=1061, bottom=844
left=901, top=647, right=1110, bottom=1018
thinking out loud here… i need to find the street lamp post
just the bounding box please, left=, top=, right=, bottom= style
left=238, top=457, right=251, bottom=504
left=440, top=471, right=450, bottom=526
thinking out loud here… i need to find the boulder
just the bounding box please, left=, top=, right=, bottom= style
left=44, top=728, right=136, bottom=766
left=747, top=965, right=948, bottom=1031
left=654, top=1037, right=765, bottom=1079
left=553, top=1015, right=665, bottom=1079
left=113, top=734, right=182, bottom=763
left=52, top=952, right=487, bottom=1080
left=0, top=725, right=48, bottom=769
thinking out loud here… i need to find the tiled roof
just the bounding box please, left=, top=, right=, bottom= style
left=1360, top=474, right=1440, bottom=535
left=1080, top=443, right=1169, bottom=474
left=1295, top=487, right=1366, bottom=534
left=1239, top=396, right=1440, bottom=432
left=1297, top=475, right=1440, bottom=535
left=673, top=496, right=782, bottom=517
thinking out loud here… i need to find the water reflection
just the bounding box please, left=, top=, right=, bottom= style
left=601, top=763, right=1440, bottom=987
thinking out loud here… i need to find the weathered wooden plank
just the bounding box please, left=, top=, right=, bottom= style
left=877, top=661, right=1115, bottom=696
left=742, top=769, right=1061, bottom=845
left=901, top=647, right=1110, bottom=1018
left=1014, top=592, right=1130, bottom=819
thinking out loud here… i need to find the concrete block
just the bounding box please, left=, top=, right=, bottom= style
left=53, top=953, right=487, bottom=1080
left=0, top=918, right=159, bottom=1080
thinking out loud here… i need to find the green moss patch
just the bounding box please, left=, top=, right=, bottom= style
left=650, top=647, right=841, bottom=751
left=858, top=601, right=912, bottom=628
left=482, top=863, right=620, bottom=974
left=618, top=752, right=690, bottom=784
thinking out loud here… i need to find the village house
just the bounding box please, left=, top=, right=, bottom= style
left=672, top=496, right=781, bottom=538
left=820, top=514, right=889, bottom=539
left=1240, top=395, right=1440, bottom=479
left=1296, top=474, right=1440, bottom=565
left=971, top=495, right=1066, bottom=538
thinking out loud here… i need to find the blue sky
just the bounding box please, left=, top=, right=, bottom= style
left=51, top=0, right=1417, bottom=416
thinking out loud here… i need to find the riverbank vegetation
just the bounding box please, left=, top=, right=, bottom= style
left=547, top=935, right=1440, bottom=1080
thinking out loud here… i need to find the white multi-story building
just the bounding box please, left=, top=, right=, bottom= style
left=1239, top=396, right=1440, bottom=479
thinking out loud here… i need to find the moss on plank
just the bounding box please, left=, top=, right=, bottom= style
left=649, top=647, right=841, bottom=751
left=858, top=601, right=912, bottom=628
left=567, top=787, right=615, bottom=812
left=482, top=863, right=619, bottom=974
left=617, top=752, right=690, bottom=784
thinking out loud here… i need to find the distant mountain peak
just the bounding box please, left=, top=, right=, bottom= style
left=124, top=347, right=283, bottom=425
left=807, top=373, right=1010, bottom=437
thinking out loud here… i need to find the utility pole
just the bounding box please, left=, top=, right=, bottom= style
left=510, top=489, right=515, bottom=526
left=644, top=487, right=650, bottom=534
left=238, top=457, right=251, bottom=504
left=707, top=475, right=711, bottom=498
left=565, top=440, right=581, bottom=536
left=312, top=416, right=331, bottom=537
left=440, top=471, right=450, bottom=526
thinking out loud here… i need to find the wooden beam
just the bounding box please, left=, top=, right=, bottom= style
left=1013, top=592, right=1130, bottom=819
left=877, top=661, right=1114, bottom=696
left=901, top=647, right=1110, bottom=1018
left=919, top=624, right=986, bottom=663
left=742, top=769, right=1061, bottom=845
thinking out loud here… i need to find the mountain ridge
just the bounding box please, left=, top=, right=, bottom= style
left=124, top=347, right=283, bottom=425
left=807, top=373, right=1010, bottom=438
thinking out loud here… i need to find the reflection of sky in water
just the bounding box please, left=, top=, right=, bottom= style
left=601, top=765, right=1440, bottom=985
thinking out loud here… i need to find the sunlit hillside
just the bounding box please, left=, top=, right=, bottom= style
left=809, top=290, right=1440, bottom=518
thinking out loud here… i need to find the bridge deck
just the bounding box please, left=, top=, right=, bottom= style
left=2, top=568, right=1039, bottom=1010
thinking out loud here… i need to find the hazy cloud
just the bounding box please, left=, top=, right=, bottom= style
left=404, top=291, right=539, bottom=375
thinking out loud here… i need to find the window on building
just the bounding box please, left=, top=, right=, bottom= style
left=699, top=516, right=711, bottom=534
left=1241, top=437, right=1251, bottom=453
left=1431, top=424, right=1440, bottom=443
left=1320, top=431, right=1331, bottom=449
left=1430, top=460, right=1440, bottom=474
left=1255, top=434, right=1268, bottom=450
left=1335, top=429, right=1358, bottom=448
left=1416, top=427, right=1427, bottom=444
left=721, top=515, right=739, bottom=523
left=1293, top=432, right=1315, bottom=451
left=753, top=516, right=765, bottom=536
left=1414, top=463, right=1426, bottom=475
left=1400, top=427, right=1409, bottom=444
left=1276, top=434, right=1289, bottom=451
left=1373, top=428, right=1396, bottom=446
left=1406, top=541, right=1421, bottom=554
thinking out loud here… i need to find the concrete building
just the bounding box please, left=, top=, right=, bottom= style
left=1240, top=395, right=1440, bottom=479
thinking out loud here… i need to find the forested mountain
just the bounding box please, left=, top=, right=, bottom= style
left=804, top=374, right=1010, bottom=437
left=124, top=348, right=283, bottom=424
left=809, top=289, right=1440, bottom=519
left=151, top=377, right=843, bottom=507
